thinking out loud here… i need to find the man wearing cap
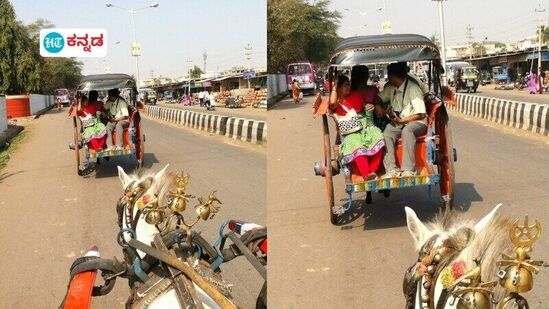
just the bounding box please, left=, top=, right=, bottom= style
left=103, top=88, right=130, bottom=150
left=378, top=62, right=427, bottom=178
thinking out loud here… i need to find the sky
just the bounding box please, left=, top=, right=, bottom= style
left=11, top=0, right=267, bottom=79
left=328, top=0, right=549, bottom=46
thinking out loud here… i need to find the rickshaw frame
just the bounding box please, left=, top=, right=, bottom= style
left=72, top=73, right=145, bottom=175
left=312, top=34, right=457, bottom=224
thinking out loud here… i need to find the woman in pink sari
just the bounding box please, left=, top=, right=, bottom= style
left=528, top=70, right=539, bottom=94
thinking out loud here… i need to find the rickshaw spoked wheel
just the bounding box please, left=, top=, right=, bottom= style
left=322, top=115, right=337, bottom=224
left=438, top=118, right=455, bottom=211
left=72, top=117, right=81, bottom=176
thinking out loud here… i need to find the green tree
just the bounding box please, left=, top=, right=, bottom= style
left=0, top=0, right=42, bottom=94
left=267, top=0, right=341, bottom=73
left=189, top=65, right=203, bottom=79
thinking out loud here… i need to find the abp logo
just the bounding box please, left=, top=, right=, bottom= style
left=43, top=32, right=64, bottom=53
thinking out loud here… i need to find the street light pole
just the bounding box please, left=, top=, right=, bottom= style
left=535, top=0, right=545, bottom=94
left=433, top=0, right=448, bottom=86
left=105, top=2, right=159, bottom=92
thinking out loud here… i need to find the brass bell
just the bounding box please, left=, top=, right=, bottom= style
left=145, top=209, right=164, bottom=225
left=427, top=265, right=435, bottom=274
left=195, top=204, right=211, bottom=221
left=169, top=196, right=187, bottom=213
left=498, top=265, right=533, bottom=293
left=420, top=293, right=430, bottom=303
left=456, top=291, right=491, bottom=309
left=433, top=254, right=441, bottom=263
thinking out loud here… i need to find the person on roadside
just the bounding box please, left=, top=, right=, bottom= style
left=528, top=70, right=538, bottom=94
left=56, top=97, right=62, bottom=111
left=102, top=88, right=130, bottom=150
left=291, top=79, right=302, bottom=103
left=198, top=90, right=205, bottom=106
left=378, top=62, right=427, bottom=178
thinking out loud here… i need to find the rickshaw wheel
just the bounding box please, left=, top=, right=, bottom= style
left=322, top=115, right=337, bottom=224
left=255, top=281, right=267, bottom=309
left=72, top=117, right=81, bottom=176
left=438, top=120, right=455, bottom=210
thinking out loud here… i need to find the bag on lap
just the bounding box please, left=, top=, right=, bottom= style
left=334, top=105, right=362, bottom=135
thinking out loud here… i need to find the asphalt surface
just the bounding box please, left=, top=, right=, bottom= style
left=155, top=102, right=267, bottom=121
left=267, top=96, right=549, bottom=308
left=459, top=84, right=549, bottom=104
left=0, top=108, right=265, bottom=308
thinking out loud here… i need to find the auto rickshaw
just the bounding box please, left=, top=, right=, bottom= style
left=455, top=65, right=479, bottom=93
left=71, top=73, right=145, bottom=175
left=312, top=34, right=457, bottom=225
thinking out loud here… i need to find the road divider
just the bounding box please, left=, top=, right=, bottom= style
left=144, top=105, right=267, bottom=144
left=450, top=93, right=549, bottom=136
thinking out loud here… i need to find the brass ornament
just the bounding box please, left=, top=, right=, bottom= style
left=194, top=191, right=222, bottom=221
left=449, top=258, right=497, bottom=309
left=495, top=216, right=546, bottom=308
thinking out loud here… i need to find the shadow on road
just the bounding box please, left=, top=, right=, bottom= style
left=84, top=152, right=160, bottom=179
left=452, top=182, right=483, bottom=212
left=271, top=101, right=309, bottom=111
left=332, top=182, right=482, bottom=231
left=0, top=170, right=23, bottom=183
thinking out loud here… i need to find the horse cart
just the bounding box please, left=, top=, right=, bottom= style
left=313, top=34, right=457, bottom=224
left=71, top=74, right=145, bottom=175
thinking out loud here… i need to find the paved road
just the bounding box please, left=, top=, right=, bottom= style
left=0, top=108, right=265, bottom=308
left=459, top=84, right=549, bottom=104
left=268, top=96, right=549, bottom=308
left=155, top=102, right=267, bottom=121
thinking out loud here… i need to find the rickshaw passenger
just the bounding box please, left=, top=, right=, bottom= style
left=103, top=88, right=130, bottom=150
left=378, top=62, right=427, bottom=178
left=76, top=95, right=107, bottom=152
left=329, top=74, right=385, bottom=180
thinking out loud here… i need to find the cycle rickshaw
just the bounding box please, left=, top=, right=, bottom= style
left=71, top=74, right=145, bottom=175
left=313, top=34, right=457, bottom=224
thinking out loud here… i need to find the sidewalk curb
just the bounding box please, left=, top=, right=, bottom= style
left=143, top=105, right=267, bottom=145
left=0, top=125, right=24, bottom=149
left=451, top=93, right=549, bottom=136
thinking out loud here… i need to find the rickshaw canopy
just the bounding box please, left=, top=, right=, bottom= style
left=77, top=74, right=137, bottom=92
left=329, top=34, right=441, bottom=66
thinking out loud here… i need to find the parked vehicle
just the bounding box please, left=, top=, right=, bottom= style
left=54, top=88, right=72, bottom=106
left=480, top=71, right=492, bottom=85
left=313, top=34, right=457, bottom=224
left=287, top=62, right=317, bottom=95
left=226, top=96, right=244, bottom=108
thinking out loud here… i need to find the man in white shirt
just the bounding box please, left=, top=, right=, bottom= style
left=378, top=62, right=427, bottom=178
left=103, top=88, right=130, bottom=150
left=198, top=90, right=205, bottom=106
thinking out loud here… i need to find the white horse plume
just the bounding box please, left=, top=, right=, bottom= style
left=403, top=204, right=511, bottom=309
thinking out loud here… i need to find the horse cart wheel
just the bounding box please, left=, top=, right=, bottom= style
left=322, top=115, right=337, bottom=224
left=438, top=118, right=455, bottom=211
left=135, top=117, right=145, bottom=169
left=72, top=117, right=82, bottom=176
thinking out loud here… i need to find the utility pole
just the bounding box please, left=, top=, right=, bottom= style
left=203, top=50, right=207, bottom=73
left=150, top=70, right=154, bottom=79
left=186, top=58, right=192, bottom=96
left=466, top=24, right=474, bottom=61
left=432, top=0, right=448, bottom=86
left=244, top=44, right=253, bottom=88
left=535, top=0, right=545, bottom=93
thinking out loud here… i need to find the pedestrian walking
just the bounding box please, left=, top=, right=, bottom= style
left=198, top=90, right=205, bottom=106
left=291, top=79, right=302, bottom=103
